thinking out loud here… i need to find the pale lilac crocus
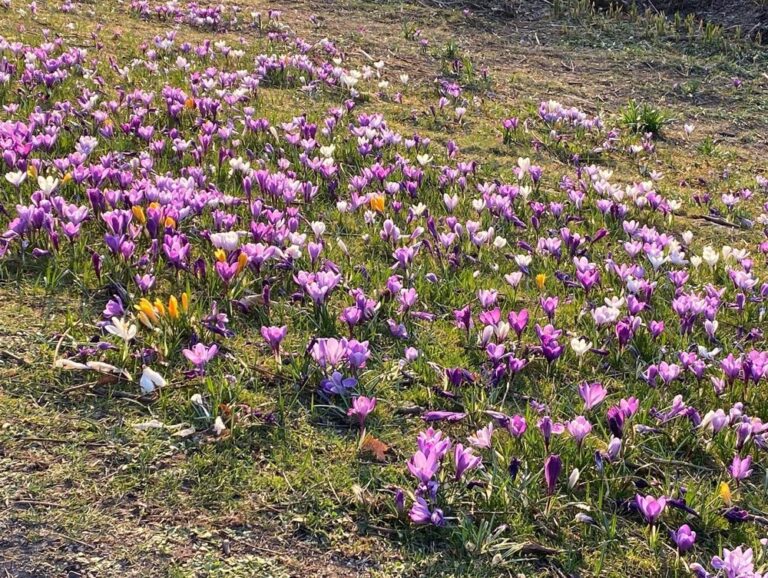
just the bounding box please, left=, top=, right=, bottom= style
left=453, top=443, right=482, bottom=481
left=578, top=381, right=607, bottom=410
left=468, top=422, right=494, bottom=449
left=183, top=342, right=218, bottom=368
left=710, top=546, right=756, bottom=577
left=729, top=454, right=753, bottom=482
left=260, top=325, right=287, bottom=360
left=348, top=395, right=376, bottom=428
left=566, top=416, right=592, bottom=446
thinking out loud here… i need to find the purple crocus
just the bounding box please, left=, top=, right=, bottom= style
left=578, top=382, right=607, bottom=411
left=182, top=342, right=218, bottom=369
left=544, top=454, right=561, bottom=495
left=635, top=494, right=667, bottom=524
left=320, top=371, right=357, bottom=395
left=729, top=454, right=753, bottom=482
left=260, top=325, right=287, bottom=359
left=453, top=443, right=482, bottom=481
left=408, top=450, right=440, bottom=483
left=348, top=395, right=376, bottom=428
left=566, top=416, right=592, bottom=446
left=670, top=524, right=696, bottom=552
left=506, top=415, right=527, bottom=438
left=409, top=497, right=445, bottom=526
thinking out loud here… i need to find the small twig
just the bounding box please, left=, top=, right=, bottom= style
left=49, top=531, right=95, bottom=550
left=9, top=499, right=66, bottom=508
left=690, top=214, right=742, bottom=229
left=0, top=350, right=27, bottom=364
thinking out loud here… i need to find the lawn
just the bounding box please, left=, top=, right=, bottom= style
left=1, top=0, right=768, bottom=576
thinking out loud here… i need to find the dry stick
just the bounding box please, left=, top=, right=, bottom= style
left=9, top=499, right=66, bottom=508
left=62, top=380, right=100, bottom=394
left=48, top=531, right=95, bottom=550
left=689, top=214, right=742, bottom=229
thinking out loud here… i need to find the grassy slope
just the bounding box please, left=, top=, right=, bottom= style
left=1, top=1, right=767, bottom=577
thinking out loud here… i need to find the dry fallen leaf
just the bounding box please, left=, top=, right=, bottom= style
left=360, top=434, right=389, bottom=462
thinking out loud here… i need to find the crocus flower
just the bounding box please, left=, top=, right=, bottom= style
left=260, top=325, right=287, bottom=359
left=711, top=546, right=757, bottom=578
left=408, top=450, right=440, bottom=483
left=104, top=317, right=137, bottom=342
left=729, top=455, right=753, bottom=482
left=578, top=382, right=607, bottom=410
left=468, top=423, right=494, bottom=449
left=506, top=415, right=527, bottom=438
left=566, top=416, right=592, bottom=446
left=422, top=411, right=466, bottom=423
left=320, top=371, right=357, bottom=395
left=139, top=366, right=166, bottom=395
left=183, top=342, right=218, bottom=368
left=348, top=395, right=376, bottom=428
left=544, top=454, right=561, bottom=495
left=635, top=494, right=667, bottom=524
left=409, top=497, right=445, bottom=526
left=670, top=524, right=696, bottom=552
left=453, top=443, right=482, bottom=481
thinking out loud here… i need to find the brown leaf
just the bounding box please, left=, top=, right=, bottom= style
left=360, top=434, right=389, bottom=462
left=96, top=373, right=119, bottom=386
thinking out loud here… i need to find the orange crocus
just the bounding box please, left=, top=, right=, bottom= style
left=369, top=194, right=385, bottom=212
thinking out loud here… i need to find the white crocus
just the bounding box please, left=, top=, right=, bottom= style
left=104, top=317, right=137, bottom=342
left=5, top=170, right=26, bottom=187
left=570, top=337, right=593, bottom=357
left=37, top=175, right=59, bottom=195
left=213, top=416, right=227, bottom=436
left=702, top=246, right=719, bottom=268
left=210, top=231, right=241, bottom=252
left=140, top=366, right=166, bottom=395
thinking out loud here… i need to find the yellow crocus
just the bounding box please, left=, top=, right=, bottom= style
left=132, top=205, right=146, bottom=224
left=236, top=252, right=249, bottom=274
left=27, top=164, right=38, bottom=178
left=369, top=194, right=385, bottom=212
left=136, top=311, right=154, bottom=329
left=535, top=273, right=546, bottom=290
left=719, top=481, right=732, bottom=506
left=62, top=172, right=72, bottom=185
left=181, top=292, right=189, bottom=313
left=153, top=298, right=166, bottom=317
left=137, top=298, right=158, bottom=323
left=168, top=295, right=179, bottom=319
